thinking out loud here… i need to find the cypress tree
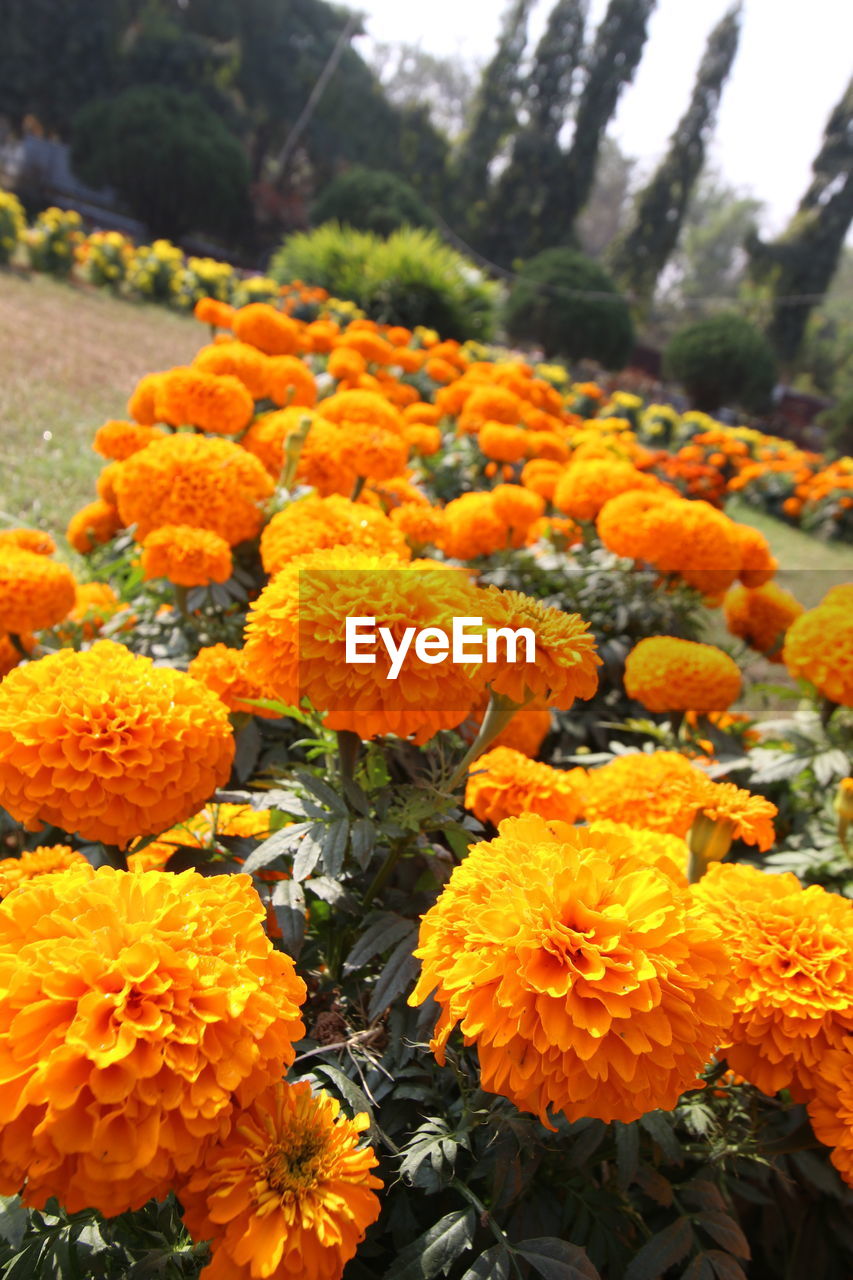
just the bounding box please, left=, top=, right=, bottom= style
left=748, top=75, right=853, bottom=369
left=610, top=3, right=742, bottom=308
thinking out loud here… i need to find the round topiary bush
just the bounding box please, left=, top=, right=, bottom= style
left=663, top=312, right=778, bottom=413
left=311, top=167, right=435, bottom=237
left=504, top=248, right=634, bottom=368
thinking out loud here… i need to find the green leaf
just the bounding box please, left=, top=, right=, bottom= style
left=310, top=1064, right=377, bottom=1137
left=0, top=1196, right=27, bottom=1250
left=461, top=1246, right=511, bottom=1280
left=295, top=769, right=349, bottom=816
left=292, top=823, right=330, bottom=881
left=694, top=1212, right=750, bottom=1260
left=241, top=822, right=313, bottom=874
left=623, top=1218, right=693, bottom=1280
left=343, top=914, right=418, bottom=975
left=614, top=1121, right=639, bottom=1189
left=320, top=817, right=350, bottom=878
left=368, top=931, right=420, bottom=1019
left=705, top=1252, right=748, bottom=1280
left=384, top=1209, right=477, bottom=1279
left=306, top=877, right=356, bottom=911
left=350, top=817, right=376, bottom=871
left=639, top=1111, right=683, bottom=1163
left=271, top=880, right=306, bottom=959
left=516, top=1238, right=602, bottom=1280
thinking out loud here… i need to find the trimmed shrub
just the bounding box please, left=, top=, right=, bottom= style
left=311, top=167, right=435, bottom=236
left=270, top=223, right=497, bottom=341
left=504, top=248, right=634, bottom=368
left=664, top=312, right=778, bottom=413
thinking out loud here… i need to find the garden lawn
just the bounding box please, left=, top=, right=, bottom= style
left=0, top=271, right=200, bottom=537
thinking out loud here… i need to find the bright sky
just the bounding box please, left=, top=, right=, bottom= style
left=354, top=0, right=852, bottom=236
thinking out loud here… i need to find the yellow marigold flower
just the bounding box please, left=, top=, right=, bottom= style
left=822, top=584, right=853, bottom=612
left=194, top=340, right=273, bottom=400
left=723, top=582, right=804, bottom=660
left=733, top=523, right=777, bottom=587
left=260, top=494, right=409, bottom=577
left=782, top=604, right=853, bottom=706
left=688, top=778, right=777, bottom=859
left=233, top=302, right=300, bottom=355
left=114, top=434, right=274, bottom=545
left=0, top=863, right=306, bottom=1214
left=0, top=528, right=56, bottom=556
left=693, top=862, right=853, bottom=1098
left=180, top=1079, right=381, bottom=1280
left=141, top=524, right=233, bottom=588
left=624, top=636, right=742, bottom=714
left=586, top=820, right=688, bottom=883
left=465, top=746, right=586, bottom=825
left=187, top=644, right=280, bottom=718
left=66, top=499, right=123, bottom=554
left=127, top=371, right=166, bottom=425
left=442, top=492, right=507, bottom=560
left=0, top=549, right=76, bottom=633
left=553, top=459, right=660, bottom=522
left=582, top=751, right=707, bottom=836
left=0, top=640, right=234, bottom=847
left=410, top=814, right=732, bottom=1124
left=92, top=419, right=166, bottom=461
left=244, top=550, right=484, bottom=744
left=154, top=367, right=254, bottom=436
left=0, top=844, right=88, bottom=898
left=478, top=587, right=600, bottom=711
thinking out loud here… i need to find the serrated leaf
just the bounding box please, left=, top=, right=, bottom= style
left=320, top=817, right=350, bottom=878
left=694, top=1212, right=750, bottom=1259
left=350, top=817, right=376, bottom=871
left=343, top=914, right=418, bottom=975
left=639, top=1111, right=683, bottom=1163
left=681, top=1181, right=726, bottom=1213
left=233, top=717, right=261, bottom=782
left=705, top=1252, right=748, bottom=1280
left=0, top=1195, right=28, bottom=1250
left=516, top=1238, right=601, bottom=1280
left=292, top=823, right=329, bottom=881
left=624, top=1218, right=693, bottom=1280
left=271, top=880, right=306, bottom=959
left=368, top=931, right=420, bottom=1019
left=242, top=822, right=313, bottom=874
left=682, top=1257, right=716, bottom=1280
left=295, top=769, right=348, bottom=816
left=461, top=1245, right=511, bottom=1280
left=306, top=876, right=356, bottom=911
left=614, top=1121, right=640, bottom=1189
left=385, top=1209, right=477, bottom=1280
left=311, top=1064, right=375, bottom=1132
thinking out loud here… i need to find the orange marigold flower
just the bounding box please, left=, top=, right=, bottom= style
left=141, top=525, right=233, bottom=588
left=180, top=1080, right=382, bottom=1280
left=0, top=633, right=35, bottom=678
left=425, top=356, right=459, bottom=384
left=260, top=495, right=410, bottom=577
left=582, top=751, right=708, bottom=836
left=0, top=640, right=234, bottom=847
left=242, top=407, right=314, bottom=478
left=638, top=499, right=744, bottom=598
left=114, top=434, right=274, bottom=545
left=128, top=371, right=165, bottom=425
left=64, top=581, right=123, bottom=638
left=410, top=814, right=732, bottom=1124
left=405, top=423, right=442, bottom=456
left=733, top=523, right=777, bottom=587
left=233, top=303, right=300, bottom=355
left=807, top=1044, right=853, bottom=1188
left=465, top=746, right=586, bottom=825
left=520, top=459, right=563, bottom=501
left=478, top=422, right=528, bottom=463
left=66, top=499, right=123, bottom=554
left=268, top=355, right=317, bottom=408
left=187, top=645, right=280, bottom=718
left=624, top=636, right=742, bottom=714
left=0, top=844, right=88, bottom=898
left=458, top=386, right=523, bottom=435
left=822, top=584, right=853, bottom=612
left=129, top=801, right=273, bottom=871
left=554, top=460, right=659, bottom=522
left=154, top=368, right=254, bottom=436
left=586, top=820, right=689, bottom=883
left=388, top=503, right=447, bottom=551
left=525, top=516, right=580, bottom=548
left=478, top=586, right=600, bottom=711
left=244, top=550, right=483, bottom=744
left=0, top=863, right=306, bottom=1215
left=194, top=341, right=273, bottom=400
left=693, top=862, right=853, bottom=1098
left=318, top=390, right=409, bottom=483
left=96, top=461, right=122, bottom=506
left=489, top=701, right=552, bottom=757
left=0, top=529, right=56, bottom=556
left=93, top=419, right=166, bottom=461
left=724, top=582, right=804, bottom=659
left=295, top=417, right=358, bottom=497
left=442, top=492, right=507, bottom=560
left=595, top=488, right=678, bottom=560
left=782, top=604, right=853, bottom=706
left=194, top=297, right=235, bottom=329
left=490, top=484, right=545, bottom=544
left=327, top=346, right=367, bottom=382
left=0, top=549, right=76, bottom=633
left=403, top=402, right=441, bottom=426
left=689, top=778, right=777, bottom=853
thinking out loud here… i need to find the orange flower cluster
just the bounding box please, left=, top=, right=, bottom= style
left=0, top=640, right=234, bottom=847
left=581, top=751, right=705, bottom=835
left=66, top=499, right=123, bottom=553
left=129, top=801, right=272, bottom=871
left=187, top=644, right=280, bottom=718
left=155, top=367, right=255, bottom=435
left=724, top=581, right=804, bottom=659
left=141, top=524, right=233, bottom=587
left=93, top=419, right=165, bottom=460
left=411, top=815, right=732, bottom=1124
left=0, top=528, right=56, bottom=555
left=0, top=863, right=306, bottom=1214
left=554, top=459, right=663, bottom=522
left=0, top=844, right=88, bottom=898
left=624, top=636, right=742, bottom=714
left=782, top=591, right=853, bottom=706
left=260, top=494, right=410, bottom=577
left=0, top=547, right=76, bottom=633
left=465, top=746, right=586, bottom=825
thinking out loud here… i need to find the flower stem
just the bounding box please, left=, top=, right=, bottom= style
left=361, top=839, right=405, bottom=910
left=9, top=632, right=30, bottom=660
left=820, top=696, right=838, bottom=728
left=350, top=475, right=366, bottom=502
left=174, top=584, right=190, bottom=620
left=447, top=691, right=525, bottom=792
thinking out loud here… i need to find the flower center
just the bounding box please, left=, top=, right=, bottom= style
left=264, top=1129, right=326, bottom=1196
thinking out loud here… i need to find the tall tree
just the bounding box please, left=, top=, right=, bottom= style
left=541, top=0, right=656, bottom=245
left=575, top=136, right=635, bottom=259
left=609, top=3, right=741, bottom=309
left=748, top=75, right=853, bottom=370
left=479, top=0, right=587, bottom=264
left=448, top=0, right=536, bottom=232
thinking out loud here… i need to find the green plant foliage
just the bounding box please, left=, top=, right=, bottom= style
left=664, top=311, right=778, bottom=413
left=311, top=167, right=435, bottom=237
left=271, top=224, right=498, bottom=341
left=504, top=248, right=634, bottom=366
